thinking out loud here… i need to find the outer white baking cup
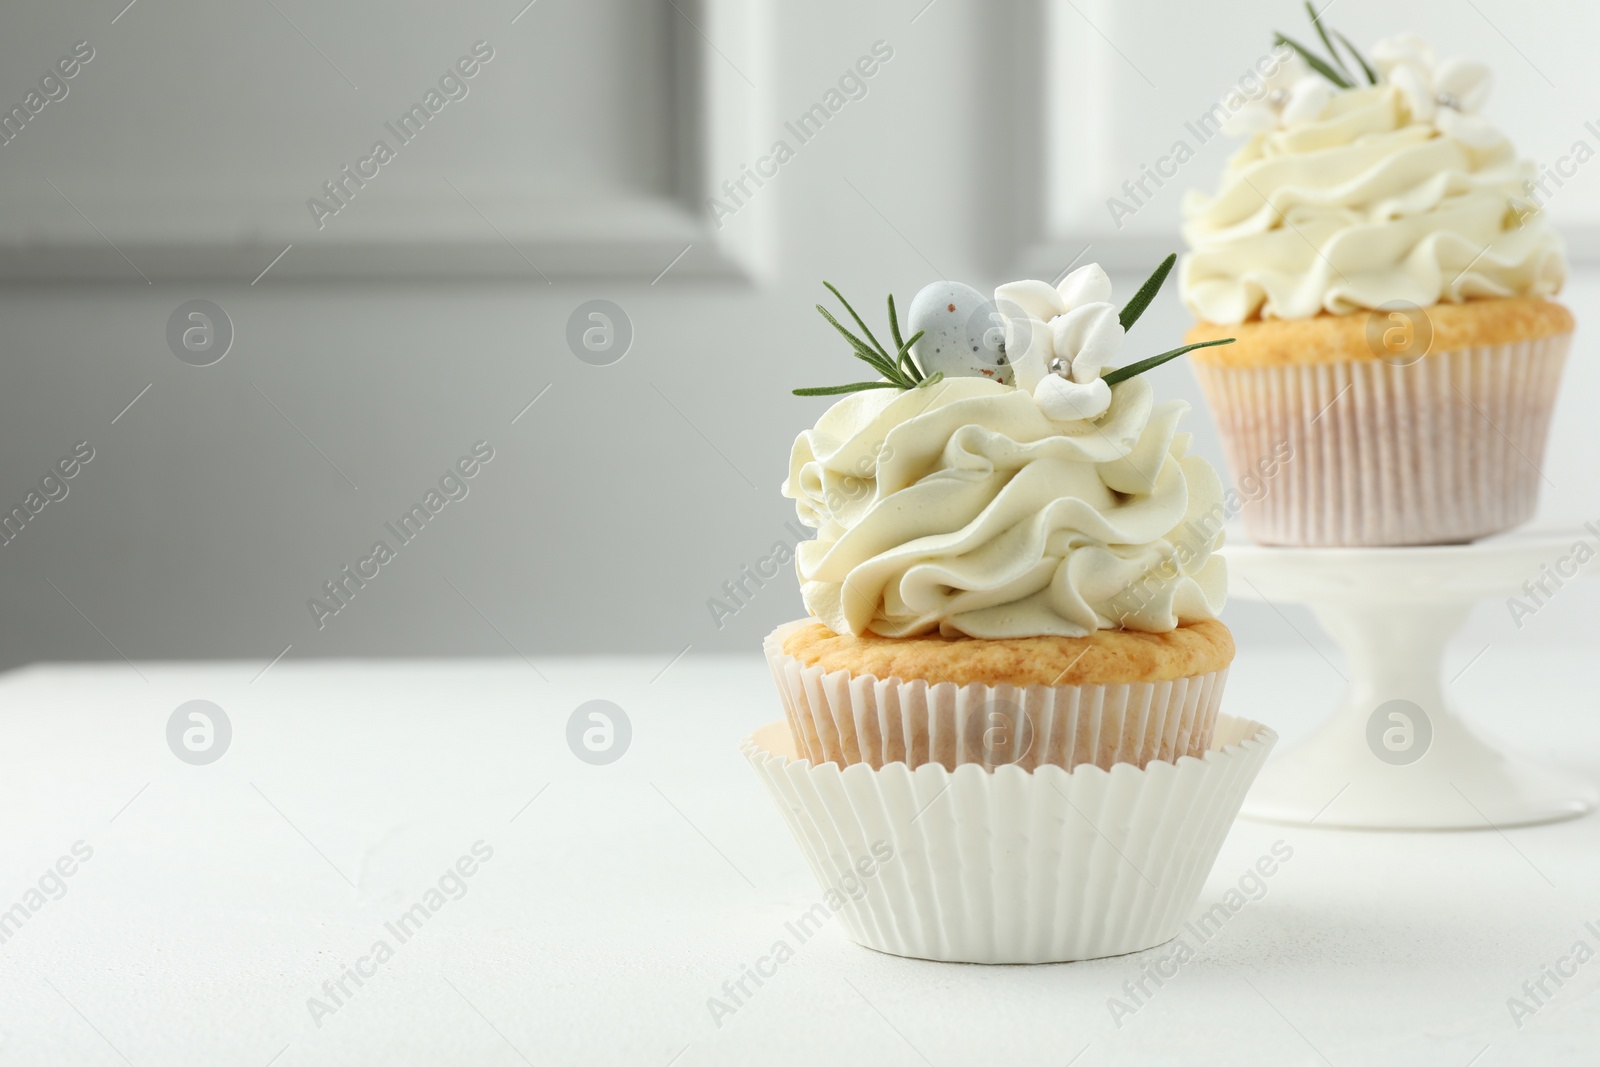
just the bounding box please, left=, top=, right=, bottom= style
left=1194, top=331, right=1571, bottom=546
left=766, top=621, right=1226, bottom=773
left=742, top=714, right=1276, bottom=963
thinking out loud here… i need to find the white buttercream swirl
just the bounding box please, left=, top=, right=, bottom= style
left=782, top=376, right=1227, bottom=639
left=1180, top=81, right=1566, bottom=323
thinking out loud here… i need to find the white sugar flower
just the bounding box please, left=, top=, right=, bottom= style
left=1372, top=34, right=1497, bottom=147
left=993, top=264, right=1123, bottom=423
left=1222, top=52, right=1334, bottom=136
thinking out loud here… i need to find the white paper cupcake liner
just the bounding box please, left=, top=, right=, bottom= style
left=1194, top=331, right=1570, bottom=546
left=742, top=714, right=1276, bottom=963
left=766, top=621, right=1226, bottom=773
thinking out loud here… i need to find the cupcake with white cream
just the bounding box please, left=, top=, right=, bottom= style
left=772, top=259, right=1237, bottom=772
left=1182, top=17, right=1572, bottom=545
left=743, top=260, right=1277, bottom=963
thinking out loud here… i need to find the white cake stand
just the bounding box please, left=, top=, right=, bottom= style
left=1227, top=529, right=1598, bottom=831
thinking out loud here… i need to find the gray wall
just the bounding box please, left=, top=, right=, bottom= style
left=2, top=0, right=1597, bottom=669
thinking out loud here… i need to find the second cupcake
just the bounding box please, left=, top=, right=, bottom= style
left=1181, top=18, right=1572, bottom=546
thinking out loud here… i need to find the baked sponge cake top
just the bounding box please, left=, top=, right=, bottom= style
left=782, top=617, right=1235, bottom=687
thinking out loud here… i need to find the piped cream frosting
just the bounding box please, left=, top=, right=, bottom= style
left=1181, top=48, right=1566, bottom=325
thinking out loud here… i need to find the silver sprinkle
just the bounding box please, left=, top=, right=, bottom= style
left=1048, top=356, right=1070, bottom=377
left=1267, top=88, right=1289, bottom=108
left=1436, top=92, right=1461, bottom=111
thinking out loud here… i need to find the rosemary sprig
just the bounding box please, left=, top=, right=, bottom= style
left=816, top=305, right=898, bottom=378
left=824, top=282, right=893, bottom=368
left=892, top=331, right=921, bottom=383
left=1276, top=5, right=1377, bottom=90
left=887, top=293, right=917, bottom=381
left=1103, top=339, right=1235, bottom=386
left=1104, top=254, right=1236, bottom=385
left=1336, top=31, right=1378, bottom=85
left=794, top=374, right=943, bottom=397
left=1275, top=32, right=1351, bottom=89
left=793, top=381, right=902, bottom=397
left=794, top=283, right=936, bottom=396
left=1119, top=253, right=1176, bottom=331
left=1305, top=2, right=1350, bottom=81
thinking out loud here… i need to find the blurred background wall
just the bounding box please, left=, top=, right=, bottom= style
left=1, top=0, right=1595, bottom=671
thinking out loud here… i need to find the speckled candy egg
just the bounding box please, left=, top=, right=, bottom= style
left=906, top=281, right=1013, bottom=385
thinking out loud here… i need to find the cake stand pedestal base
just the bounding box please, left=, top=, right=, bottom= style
left=1228, top=531, right=1597, bottom=831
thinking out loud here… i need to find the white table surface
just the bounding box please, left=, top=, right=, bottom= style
left=3, top=641, right=1599, bottom=1066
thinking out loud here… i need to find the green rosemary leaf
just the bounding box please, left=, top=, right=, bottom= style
left=816, top=304, right=900, bottom=379
left=894, top=329, right=925, bottom=383
left=824, top=282, right=892, bottom=360
left=1305, top=2, right=1351, bottom=80
left=1119, top=253, right=1177, bottom=332
left=1335, top=30, right=1378, bottom=84
left=1102, top=338, right=1235, bottom=386
left=1274, top=32, right=1351, bottom=89
left=815, top=303, right=880, bottom=362
left=806, top=283, right=941, bottom=394
left=915, top=371, right=944, bottom=389
left=887, top=295, right=918, bottom=381
left=792, top=381, right=904, bottom=396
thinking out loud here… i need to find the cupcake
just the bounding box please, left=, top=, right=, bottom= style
left=775, top=260, right=1235, bottom=773
left=1181, top=18, right=1571, bottom=546
left=744, top=260, right=1277, bottom=963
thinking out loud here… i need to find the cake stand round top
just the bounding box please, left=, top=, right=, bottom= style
left=1223, top=526, right=1598, bottom=603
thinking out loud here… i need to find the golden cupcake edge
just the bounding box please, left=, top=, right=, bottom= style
left=1185, top=295, right=1573, bottom=368
left=781, top=618, right=1235, bottom=688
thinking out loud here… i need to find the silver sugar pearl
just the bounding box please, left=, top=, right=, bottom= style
left=1048, top=356, right=1071, bottom=378
left=1436, top=92, right=1461, bottom=111
left=1267, top=88, right=1289, bottom=108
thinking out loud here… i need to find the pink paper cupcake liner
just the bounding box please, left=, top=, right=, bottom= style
left=1194, top=331, right=1570, bottom=546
